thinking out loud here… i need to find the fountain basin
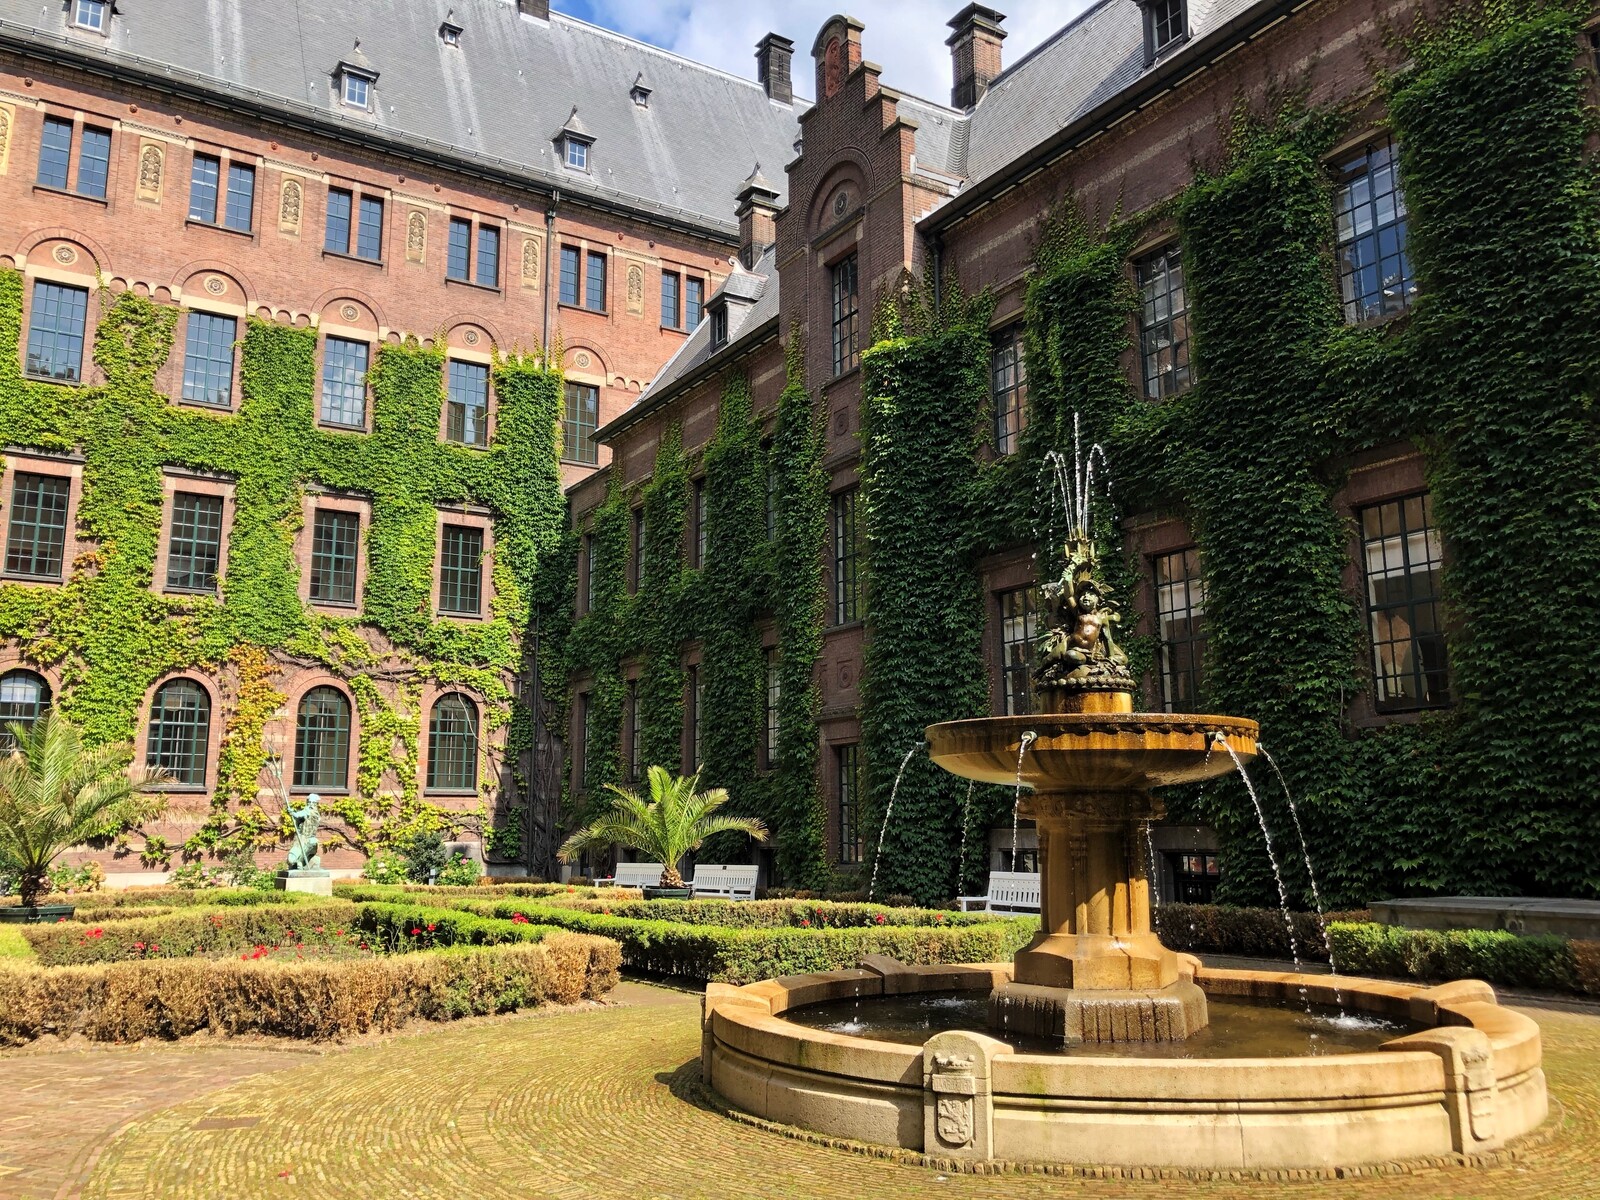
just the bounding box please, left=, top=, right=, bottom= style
left=702, top=961, right=1547, bottom=1172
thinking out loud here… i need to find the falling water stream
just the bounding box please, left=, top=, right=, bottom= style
left=1259, top=744, right=1345, bottom=1007
left=1143, top=820, right=1162, bottom=938
left=1008, top=731, right=1039, bottom=867
left=869, top=741, right=927, bottom=903
left=955, top=781, right=975, bottom=898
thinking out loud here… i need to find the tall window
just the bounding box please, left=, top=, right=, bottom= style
left=575, top=691, right=591, bottom=790
left=188, top=152, right=220, bottom=223
left=831, top=488, right=861, bottom=625
left=763, top=648, right=780, bottom=769
left=692, top=479, right=707, bottom=567
left=580, top=533, right=594, bottom=615
left=355, top=195, right=384, bottom=260
left=320, top=337, right=369, bottom=428
left=181, top=312, right=237, bottom=408
left=686, top=665, right=703, bottom=770
left=626, top=678, right=641, bottom=781
left=326, top=189, right=381, bottom=260
left=77, top=127, right=111, bottom=199
left=72, top=0, right=108, bottom=31
left=309, top=509, right=360, bottom=606
left=710, top=305, right=728, bottom=349
left=991, top=325, right=1027, bottom=454
left=325, top=188, right=353, bottom=254
left=0, top=671, right=51, bottom=750
left=1360, top=494, right=1448, bottom=712
left=223, top=162, right=256, bottom=232
left=686, top=278, right=705, bottom=329
left=25, top=281, right=89, bottom=382
left=560, top=245, right=581, bottom=305
left=1136, top=245, right=1190, bottom=399
left=426, top=694, right=479, bottom=792
left=476, top=225, right=501, bottom=287
left=830, top=254, right=859, bottom=376
left=1154, top=548, right=1207, bottom=712
left=438, top=525, right=484, bottom=616
left=446, top=360, right=490, bottom=447
left=36, top=116, right=73, bottom=190
left=1335, top=138, right=1415, bottom=324
left=629, top=508, right=644, bottom=593
left=5, top=473, right=70, bottom=580
left=146, top=679, right=211, bottom=786
left=563, top=382, right=599, bottom=465
left=447, top=217, right=472, bottom=282
left=764, top=451, right=779, bottom=539
left=1145, top=0, right=1187, bottom=56
left=999, top=586, right=1039, bottom=716
left=166, top=492, right=224, bottom=592
left=661, top=271, right=681, bottom=329
left=837, top=744, right=862, bottom=864
left=585, top=251, right=607, bottom=313
left=293, top=686, right=351, bottom=791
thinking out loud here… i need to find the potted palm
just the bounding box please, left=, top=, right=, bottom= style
left=559, top=766, right=767, bottom=899
left=0, top=711, right=169, bottom=923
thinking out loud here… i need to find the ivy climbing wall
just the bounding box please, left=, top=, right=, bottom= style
left=0, top=274, right=566, bottom=866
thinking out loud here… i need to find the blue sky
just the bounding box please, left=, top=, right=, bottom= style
left=549, top=1, right=1081, bottom=105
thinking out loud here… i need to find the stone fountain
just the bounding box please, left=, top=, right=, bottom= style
left=926, top=534, right=1255, bottom=1044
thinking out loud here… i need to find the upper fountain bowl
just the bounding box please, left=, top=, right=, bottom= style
left=925, top=712, right=1258, bottom=792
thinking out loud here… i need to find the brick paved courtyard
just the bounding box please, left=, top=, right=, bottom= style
left=2, top=982, right=1597, bottom=1200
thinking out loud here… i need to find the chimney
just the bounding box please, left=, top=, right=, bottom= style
left=516, top=0, right=549, bottom=19
left=755, top=34, right=795, bottom=105
left=946, top=4, right=1006, bottom=109
left=736, top=164, right=780, bottom=270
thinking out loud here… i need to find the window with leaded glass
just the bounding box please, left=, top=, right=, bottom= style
left=710, top=305, right=728, bottom=349
left=0, top=670, right=50, bottom=750
left=320, top=337, right=369, bottom=428
left=1145, top=0, right=1187, bottom=57
left=1335, top=138, right=1416, bottom=323
left=661, top=271, right=681, bottom=328
left=426, top=693, right=479, bottom=792
left=579, top=533, right=594, bottom=615
left=446, top=360, right=490, bottom=447
left=77, top=127, right=110, bottom=198
left=146, top=679, right=211, bottom=787
left=438, top=524, right=484, bottom=616
left=563, top=382, right=599, bottom=465
left=626, top=678, right=641, bottom=781
left=181, top=312, right=237, bottom=407
left=831, top=488, right=860, bottom=625
left=447, top=217, right=472, bottom=282
left=585, top=251, right=607, bottom=312
left=1154, top=548, right=1207, bottom=712
left=689, top=665, right=704, bottom=770
left=831, top=254, right=859, bottom=376
left=629, top=508, right=644, bottom=593
left=293, top=686, right=351, bottom=790
left=476, top=225, right=501, bottom=287
left=560, top=245, right=581, bottom=305
left=686, top=277, right=704, bottom=329
left=325, top=187, right=353, bottom=253
left=224, top=161, right=255, bottom=232
left=991, top=325, right=1027, bottom=454
left=999, top=586, right=1039, bottom=716
left=36, top=116, right=73, bottom=190
left=763, top=648, right=779, bottom=770
left=764, top=450, right=778, bottom=540
left=309, top=509, right=360, bottom=606
left=25, top=280, right=89, bottom=382
left=692, top=479, right=707, bottom=567
left=837, top=744, right=862, bottom=864
left=1360, top=493, right=1448, bottom=712
left=1136, top=245, right=1190, bottom=399
left=188, top=152, right=220, bottom=223
left=356, top=195, right=384, bottom=260
left=165, top=492, right=224, bottom=592
left=5, top=472, right=70, bottom=579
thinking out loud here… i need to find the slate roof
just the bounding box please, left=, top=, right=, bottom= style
left=0, top=0, right=805, bottom=236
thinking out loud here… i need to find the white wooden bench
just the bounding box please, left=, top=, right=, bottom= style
left=959, top=870, right=1041, bottom=913
left=594, top=861, right=664, bottom=889
left=689, top=863, right=759, bottom=900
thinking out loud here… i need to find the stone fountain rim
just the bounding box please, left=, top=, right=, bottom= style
left=925, top=712, right=1261, bottom=739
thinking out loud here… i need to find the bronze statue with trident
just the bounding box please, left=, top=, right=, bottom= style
left=1033, top=535, right=1136, bottom=705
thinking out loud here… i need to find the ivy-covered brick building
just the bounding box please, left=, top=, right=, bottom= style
left=0, top=0, right=802, bottom=879
left=564, top=0, right=1600, bottom=909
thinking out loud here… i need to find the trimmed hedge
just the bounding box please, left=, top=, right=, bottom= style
left=2, top=887, right=322, bottom=913
left=1327, top=921, right=1592, bottom=995
left=454, top=898, right=1036, bottom=984
left=0, top=932, right=620, bottom=1045
left=493, top=897, right=992, bottom=930
left=335, top=882, right=629, bottom=902
left=1155, top=903, right=1369, bottom=961
left=22, top=902, right=561, bottom=967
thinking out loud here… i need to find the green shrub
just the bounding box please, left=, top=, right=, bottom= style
left=362, top=851, right=408, bottom=885
left=523, top=897, right=996, bottom=930
left=0, top=927, right=33, bottom=961
left=400, top=830, right=449, bottom=884
left=3, top=887, right=323, bottom=915
left=336, top=882, right=626, bottom=902
left=46, top=862, right=105, bottom=894
left=1327, top=922, right=1582, bottom=993
left=1155, top=903, right=1369, bottom=961
left=437, top=853, right=483, bottom=887
left=169, top=862, right=231, bottom=890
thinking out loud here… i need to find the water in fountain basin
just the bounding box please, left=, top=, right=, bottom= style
left=1008, top=731, right=1038, bottom=868
left=1259, top=743, right=1345, bottom=1007
left=868, top=741, right=927, bottom=903
left=1212, top=734, right=1313, bottom=1015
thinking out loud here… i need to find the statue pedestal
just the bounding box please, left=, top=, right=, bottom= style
left=276, top=869, right=333, bottom=896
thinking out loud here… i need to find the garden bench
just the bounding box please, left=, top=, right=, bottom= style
left=594, top=862, right=665, bottom=889
left=688, top=863, right=759, bottom=900
left=959, top=870, right=1041, bottom=913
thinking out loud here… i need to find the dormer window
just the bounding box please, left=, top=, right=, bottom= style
left=709, top=304, right=729, bottom=350
left=1142, top=0, right=1188, bottom=61
left=555, top=107, right=593, bottom=172
left=440, top=21, right=463, bottom=46
left=565, top=138, right=588, bottom=170
left=72, top=0, right=108, bottom=31
left=630, top=73, right=652, bottom=108
left=342, top=73, right=371, bottom=109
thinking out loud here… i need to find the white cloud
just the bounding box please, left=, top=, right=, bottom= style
left=554, top=1, right=1089, bottom=107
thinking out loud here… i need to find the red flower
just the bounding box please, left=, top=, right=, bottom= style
left=315, top=926, right=325, bottom=934
left=874, top=913, right=886, bottom=925
left=89, top=927, right=104, bottom=938
left=359, top=942, right=369, bottom=951
left=134, top=942, right=146, bottom=951
left=426, top=923, right=436, bottom=932
left=799, top=919, right=810, bottom=927
left=56, top=916, right=66, bottom=923
left=511, top=913, right=530, bottom=924
left=409, top=928, right=421, bottom=936
left=150, top=944, right=160, bottom=952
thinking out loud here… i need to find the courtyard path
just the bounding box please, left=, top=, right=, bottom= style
left=2, top=981, right=1595, bottom=1199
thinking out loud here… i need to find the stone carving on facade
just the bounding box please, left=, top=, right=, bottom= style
left=0, top=105, right=11, bottom=175
left=626, top=263, right=644, bottom=315
left=204, top=275, right=227, bottom=295
left=574, top=351, right=591, bottom=369
left=136, top=143, right=163, bottom=201
left=406, top=212, right=427, bottom=262
left=339, top=304, right=359, bottom=323
left=936, top=1095, right=974, bottom=1146
left=279, top=178, right=303, bottom=234
left=53, top=245, right=77, bottom=265
left=824, top=38, right=844, bottom=98
left=521, top=237, right=539, bottom=289
left=464, top=329, right=480, bottom=346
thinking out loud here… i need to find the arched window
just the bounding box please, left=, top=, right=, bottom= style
left=293, top=686, right=352, bottom=791
left=0, top=670, right=51, bottom=749
left=426, top=693, right=478, bottom=792
left=146, top=679, right=211, bottom=786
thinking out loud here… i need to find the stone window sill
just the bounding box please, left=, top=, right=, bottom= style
left=446, top=276, right=502, bottom=294
left=32, top=184, right=108, bottom=206
left=321, top=248, right=384, bottom=268
left=185, top=218, right=255, bottom=239
left=1, top=572, right=64, bottom=585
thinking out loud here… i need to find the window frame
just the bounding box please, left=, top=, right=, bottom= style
left=830, top=253, right=860, bottom=376
left=222, top=160, right=256, bottom=233
left=142, top=676, right=214, bottom=791
left=691, top=478, right=707, bottom=568
left=1153, top=547, right=1207, bottom=713
left=1143, top=0, right=1188, bottom=60
left=71, top=0, right=108, bottom=32
left=0, top=454, right=80, bottom=585
left=304, top=503, right=364, bottom=610
left=830, top=487, right=861, bottom=626
left=0, top=669, right=52, bottom=751
left=23, top=278, right=91, bottom=385
left=1358, top=492, right=1450, bottom=713
left=35, top=115, right=74, bottom=191
left=291, top=683, right=354, bottom=793
left=179, top=310, right=239, bottom=410
left=1135, top=243, right=1191, bottom=400
left=564, top=137, right=589, bottom=171
left=559, top=244, right=582, bottom=306
left=685, top=662, right=703, bottom=772
left=709, top=303, right=728, bottom=350
left=685, top=277, right=705, bottom=329
left=423, top=691, right=481, bottom=795
left=433, top=509, right=494, bottom=621
left=1333, top=136, right=1416, bottom=325
left=75, top=125, right=112, bottom=199
left=154, top=475, right=233, bottom=598
left=318, top=334, right=371, bottom=430
left=340, top=72, right=372, bottom=111
left=445, top=358, right=493, bottom=449
left=437, top=523, right=486, bottom=618
left=3, top=470, right=73, bottom=581
left=836, top=743, right=862, bottom=865
left=562, top=380, right=600, bottom=466
left=762, top=646, right=780, bottom=770
left=997, top=585, right=1039, bottom=716
left=990, top=324, right=1028, bottom=454
left=661, top=270, right=682, bottom=330
left=584, top=250, right=608, bottom=314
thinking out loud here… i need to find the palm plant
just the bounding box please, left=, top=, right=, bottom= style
left=559, top=766, right=767, bottom=889
left=0, top=710, right=169, bottom=909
